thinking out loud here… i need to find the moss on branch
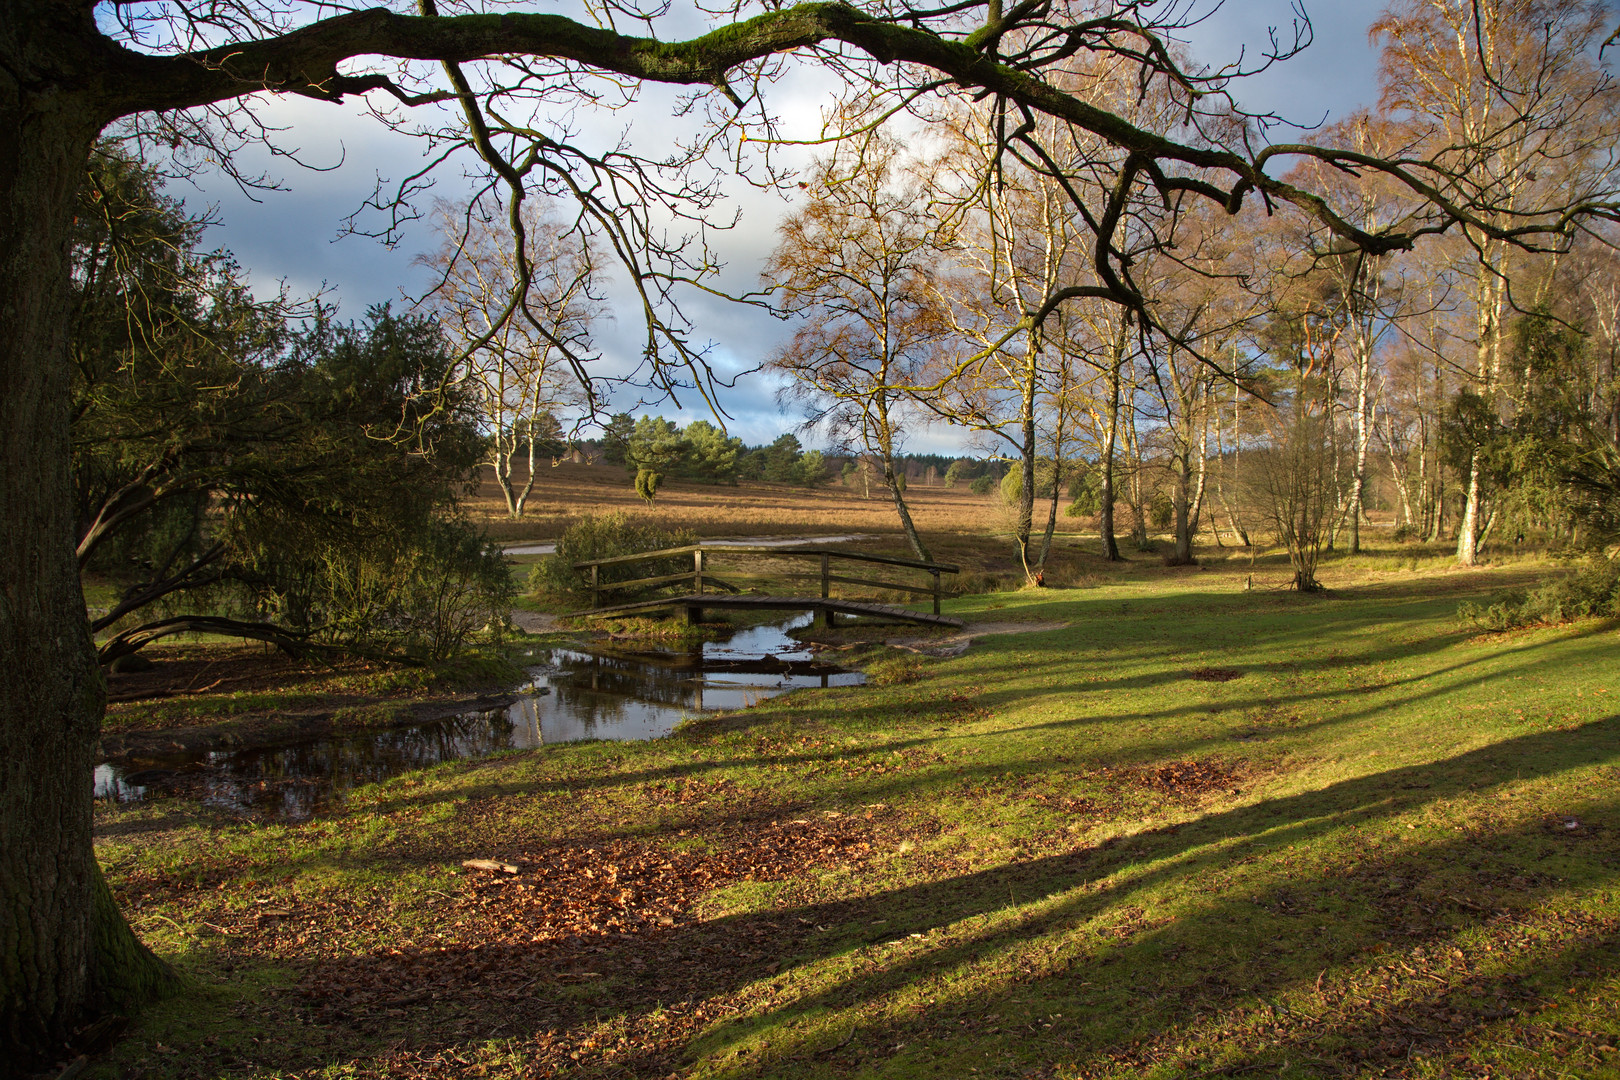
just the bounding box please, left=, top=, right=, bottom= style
left=96, top=2, right=1417, bottom=260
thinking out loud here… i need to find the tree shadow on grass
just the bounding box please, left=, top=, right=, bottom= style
left=322, top=611, right=1609, bottom=840
left=113, top=717, right=1620, bottom=1078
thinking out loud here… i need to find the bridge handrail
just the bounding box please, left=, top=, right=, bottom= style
left=570, top=543, right=958, bottom=617
left=572, top=544, right=959, bottom=574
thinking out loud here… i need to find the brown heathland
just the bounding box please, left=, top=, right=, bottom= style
left=466, top=461, right=1011, bottom=543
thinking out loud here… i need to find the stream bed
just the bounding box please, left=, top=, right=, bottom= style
left=94, top=615, right=860, bottom=821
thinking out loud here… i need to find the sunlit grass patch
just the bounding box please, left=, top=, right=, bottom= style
left=91, top=555, right=1620, bottom=1079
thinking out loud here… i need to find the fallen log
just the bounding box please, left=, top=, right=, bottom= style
left=461, top=859, right=521, bottom=875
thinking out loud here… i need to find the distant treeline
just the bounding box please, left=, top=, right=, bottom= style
left=579, top=413, right=998, bottom=497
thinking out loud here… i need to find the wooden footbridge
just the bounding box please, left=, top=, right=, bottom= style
left=571, top=545, right=962, bottom=629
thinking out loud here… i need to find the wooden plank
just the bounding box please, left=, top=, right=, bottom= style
left=575, top=545, right=959, bottom=574
left=570, top=593, right=962, bottom=628
left=822, top=573, right=939, bottom=598
left=597, top=571, right=694, bottom=593
left=574, top=544, right=702, bottom=570
left=706, top=570, right=936, bottom=598
left=733, top=548, right=961, bottom=573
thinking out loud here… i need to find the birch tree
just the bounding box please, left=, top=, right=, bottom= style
left=9, top=0, right=1620, bottom=1054
left=1373, top=0, right=1620, bottom=564
left=422, top=197, right=600, bottom=518
left=764, top=141, right=945, bottom=559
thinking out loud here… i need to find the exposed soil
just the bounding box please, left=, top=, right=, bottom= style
left=99, top=644, right=519, bottom=762
left=100, top=693, right=519, bottom=763
left=509, top=609, right=560, bottom=634
left=104, top=645, right=370, bottom=705
left=861, top=619, right=1072, bottom=658
left=1187, top=666, right=1245, bottom=682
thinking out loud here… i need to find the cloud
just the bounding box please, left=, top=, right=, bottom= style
left=181, top=3, right=1382, bottom=454
left=1185, top=1, right=1381, bottom=132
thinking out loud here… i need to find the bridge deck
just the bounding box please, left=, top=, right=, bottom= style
left=573, top=594, right=963, bottom=629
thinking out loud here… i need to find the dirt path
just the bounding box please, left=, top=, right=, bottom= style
left=885, top=620, right=1070, bottom=658
left=510, top=609, right=560, bottom=633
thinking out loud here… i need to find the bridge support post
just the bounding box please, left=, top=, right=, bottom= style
left=820, top=553, right=834, bottom=628
left=685, top=604, right=703, bottom=626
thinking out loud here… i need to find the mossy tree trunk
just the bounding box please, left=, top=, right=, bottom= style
left=0, top=83, right=178, bottom=1064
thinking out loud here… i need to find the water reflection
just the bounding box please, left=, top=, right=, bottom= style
left=95, top=614, right=860, bottom=820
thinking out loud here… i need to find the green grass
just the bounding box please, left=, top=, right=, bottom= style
left=91, top=554, right=1620, bottom=1078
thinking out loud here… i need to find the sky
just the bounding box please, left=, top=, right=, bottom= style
left=181, top=1, right=1385, bottom=454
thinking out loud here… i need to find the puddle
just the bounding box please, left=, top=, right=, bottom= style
left=95, top=615, right=860, bottom=821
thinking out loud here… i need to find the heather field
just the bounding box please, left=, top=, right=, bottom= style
left=465, top=461, right=1010, bottom=544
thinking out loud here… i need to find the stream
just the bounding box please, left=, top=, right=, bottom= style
left=94, top=614, right=860, bottom=821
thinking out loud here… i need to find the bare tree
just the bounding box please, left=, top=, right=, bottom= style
left=1282, top=113, right=1427, bottom=552
left=1246, top=370, right=1339, bottom=592
left=10, top=0, right=1620, bottom=1053
left=764, top=139, right=946, bottom=560
left=1134, top=212, right=1254, bottom=566
left=924, top=102, right=1088, bottom=578
left=1374, top=0, right=1620, bottom=564
left=1077, top=305, right=1137, bottom=560
left=420, top=196, right=599, bottom=518
left=1246, top=295, right=1346, bottom=590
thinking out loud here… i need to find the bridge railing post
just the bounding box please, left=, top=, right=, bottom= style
left=820, top=552, right=834, bottom=628
left=932, top=568, right=941, bottom=616
left=694, top=548, right=704, bottom=595
left=590, top=564, right=600, bottom=610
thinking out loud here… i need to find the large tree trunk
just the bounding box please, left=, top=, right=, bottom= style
left=1189, top=405, right=1209, bottom=543
left=1170, top=448, right=1194, bottom=564
left=1033, top=464, right=1061, bottom=574
left=881, top=460, right=930, bottom=562
left=1346, top=331, right=1372, bottom=554
left=515, top=428, right=538, bottom=518
left=1098, top=351, right=1122, bottom=561
left=1456, top=448, right=1484, bottom=564
left=1014, top=347, right=1039, bottom=579
left=1457, top=242, right=1505, bottom=566
left=495, top=443, right=520, bottom=516
left=873, top=400, right=929, bottom=562
left=0, top=96, right=175, bottom=1064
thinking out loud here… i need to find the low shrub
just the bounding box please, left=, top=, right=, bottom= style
left=953, top=570, right=1011, bottom=595
left=257, top=515, right=514, bottom=662
left=529, top=513, right=696, bottom=602
left=388, top=519, right=517, bottom=661
left=1459, top=557, right=1620, bottom=630
left=1149, top=491, right=1174, bottom=530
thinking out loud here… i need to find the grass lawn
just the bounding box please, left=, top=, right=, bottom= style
left=91, top=552, right=1620, bottom=1078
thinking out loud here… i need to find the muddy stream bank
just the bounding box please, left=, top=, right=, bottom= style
left=95, top=615, right=861, bottom=821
